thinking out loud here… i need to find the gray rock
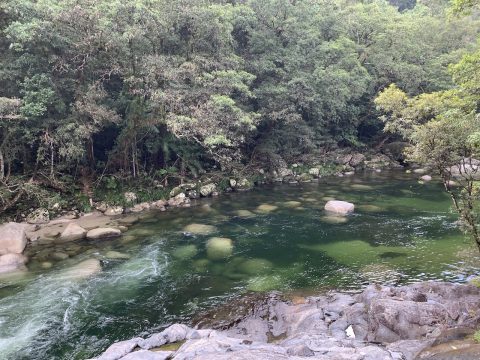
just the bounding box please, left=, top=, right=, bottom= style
left=98, top=337, right=142, bottom=360
left=138, top=324, right=191, bottom=350
left=59, top=223, right=87, bottom=242
left=27, top=208, right=49, bottom=224
left=0, top=222, right=27, bottom=254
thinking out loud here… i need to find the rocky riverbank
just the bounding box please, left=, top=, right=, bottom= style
left=94, top=281, right=480, bottom=360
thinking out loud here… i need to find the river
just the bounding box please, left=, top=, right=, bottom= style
left=0, top=170, right=478, bottom=359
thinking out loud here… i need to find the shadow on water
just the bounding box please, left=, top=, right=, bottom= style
left=1, top=170, right=479, bottom=359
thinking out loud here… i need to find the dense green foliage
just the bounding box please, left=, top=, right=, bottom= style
left=375, top=0, right=480, bottom=249
left=0, top=0, right=479, bottom=215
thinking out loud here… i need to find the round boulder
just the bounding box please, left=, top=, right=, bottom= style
left=324, top=200, right=354, bottom=215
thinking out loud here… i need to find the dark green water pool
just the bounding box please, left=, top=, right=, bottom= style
left=1, top=171, right=479, bottom=359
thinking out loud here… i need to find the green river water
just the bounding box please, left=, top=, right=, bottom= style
left=0, top=170, right=479, bottom=359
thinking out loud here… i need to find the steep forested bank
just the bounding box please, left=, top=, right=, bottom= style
left=0, top=0, right=479, bottom=220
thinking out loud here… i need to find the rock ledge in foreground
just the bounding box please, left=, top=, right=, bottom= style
left=93, top=281, right=480, bottom=360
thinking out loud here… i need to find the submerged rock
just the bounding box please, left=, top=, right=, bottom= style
left=0, top=222, right=27, bottom=254
left=105, top=251, right=131, bottom=260
left=282, top=201, right=302, bottom=208
left=320, top=215, right=348, bottom=224
left=255, top=204, right=278, bottom=213
left=237, top=258, right=273, bottom=275
left=60, top=259, right=101, bottom=280
left=324, top=200, right=354, bottom=215
left=172, top=245, right=198, bottom=260
left=206, top=237, right=234, bottom=260
left=234, top=210, right=255, bottom=218
left=183, top=223, right=217, bottom=235
left=86, top=227, right=122, bottom=240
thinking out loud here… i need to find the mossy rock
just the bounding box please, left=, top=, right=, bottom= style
left=172, top=244, right=198, bottom=260
left=183, top=223, right=217, bottom=235
left=206, top=237, right=234, bottom=260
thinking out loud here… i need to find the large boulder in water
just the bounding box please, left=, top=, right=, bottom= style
left=324, top=200, right=354, bottom=215
left=0, top=222, right=27, bottom=254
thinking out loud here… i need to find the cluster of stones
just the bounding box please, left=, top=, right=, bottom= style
left=94, top=281, right=480, bottom=360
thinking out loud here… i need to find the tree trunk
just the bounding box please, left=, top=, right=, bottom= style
left=0, top=149, right=4, bottom=182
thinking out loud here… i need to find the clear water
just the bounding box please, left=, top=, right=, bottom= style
left=0, top=171, right=479, bottom=359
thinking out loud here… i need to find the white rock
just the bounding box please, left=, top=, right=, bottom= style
left=59, top=223, right=87, bottom=242
left=346, top=325, right=355, bottom=339
left=86, top=227, right=122, bottom=240
left=324, top=200, right=354, bottom=215
left=0, top=222, right=27, bottom=254
left=420, top=175, right=432, bottom=181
